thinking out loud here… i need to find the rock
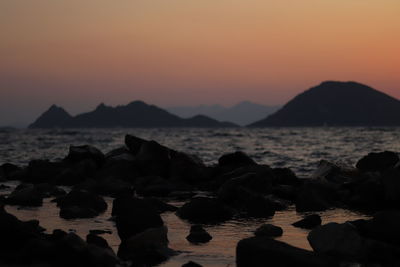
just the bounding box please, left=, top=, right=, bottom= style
left=118, top=226, right=174, bottom=266
left=6, top=184, right=43, bottom=206
left=125, top=134, right=147, bottom=155
left=237, top=236, right=335, bottom=267
left=142, top=198, right=178, bottom=213
left=177, top=197, right=233, bottom=224
left=311, top=160, right=356, bottom=184
left=272, top=185, right=297, bottom=201
left=182, top=261, right=203, bottom=267
left=35, top=183, right=66, bottom=197
left=295, top=180, right=337, bottom=212
left=356, top=151, right=399, bottom=173
left=105, top=146, right=135, bottom=162
left=135, top=176, right=175, bottom=197
left=113, top=196, right=164, bottom=240
left=186, top=225, right=212, bottom=243
left=74, top=177, right=133, bottom=197
left=89, top=229, right=112, bottom=235
left=169, top=151, right=208, bottom=184
left=86, top=233, right=112, bottom=250
left=54, top=190, right=107, bottom=219
left=346, top=174, right=384, bottom=211
left=25, top=160, right=66, bottom=183
left=293, top=214, right=322, bottom=229
left=272, top=168, right=300, bottom=185
left=308, top=222, right=366, bottom=260
left=381, top=168, right=400, bottom=206
left=64, top=145, right=105, bottom=167
left=361, top=210, right=400, bottom=246
left=0, top=163, right=21, bottom=180
left=254, top=224, right=283, bottom=238
left=218, top=151, right=256, bottom=167
left=240, top=189, right=276, bottom=218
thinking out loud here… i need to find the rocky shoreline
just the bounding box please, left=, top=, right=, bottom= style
left=0, top=134, right=400, bottom=266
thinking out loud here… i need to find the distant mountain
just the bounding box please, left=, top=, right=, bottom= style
left=249, top=81, right=400, bottom=127
left=167, top=101, right=280, bottom=126
left=29, top=101, right=237, bottom=128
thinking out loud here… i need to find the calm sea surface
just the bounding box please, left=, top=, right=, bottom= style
left=1, top=127, right=399, bottom=266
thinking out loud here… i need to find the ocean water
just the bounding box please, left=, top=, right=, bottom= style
left=1, top=127, right=399, bottom=266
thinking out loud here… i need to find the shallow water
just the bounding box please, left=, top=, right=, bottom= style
left=0, top=127, right=397, bottom=266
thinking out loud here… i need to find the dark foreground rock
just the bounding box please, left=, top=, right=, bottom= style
left=292, top=214, right=322, bottom=229
left=177, top=197, right=233, bottom=224
left=237, top=236, right=336, bottom=267
left=186, top=225, right=212, bottom=243
left=356, top=151, right=399, bottom=173
left=254, top=224, right=283, bottom=238
left=182, top=261, right=203, bottom=267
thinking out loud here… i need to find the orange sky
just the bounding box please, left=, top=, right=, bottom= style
left=0, top=0, right=399, bottom=126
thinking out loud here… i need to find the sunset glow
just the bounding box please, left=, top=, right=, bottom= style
left=0, top=0, right=399, bottom=126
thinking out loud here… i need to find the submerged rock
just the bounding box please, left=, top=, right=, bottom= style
left=293, top=214, right=322, bottom=229
left=186, top=225, right=212, bottom=243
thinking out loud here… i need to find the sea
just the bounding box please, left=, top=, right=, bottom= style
left=1, top=127, right=399, bottom=266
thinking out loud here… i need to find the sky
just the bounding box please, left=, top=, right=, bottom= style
left=0, top=0, right=399, bottom=126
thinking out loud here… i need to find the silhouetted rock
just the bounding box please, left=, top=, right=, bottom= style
left=118, top=226, right=174, bottom=265
left=218, top=151, right=256, bottom=167
left=177, top=197, right=233, bottom=224
left=6, top=184, right=43, bottom=206
left=296, top=180, right=337, bottom=212
left=29, top=101, right=237, bottom=128
left=249, top=81, right=400, bottom=127
left=356, top=151, right=399, bottom=173
left=360, top=210, right=400, bottom=246
left=293, top=214, right=322, bottom=229
left=54, top=190, right=107, bottom=219
left=237, top=236, right=335, bottom=267
left=113, top=196, right=164, bottom=241
left=64, top=145, right=105, bottom=167
left=272, top=168, right=300, bottom=186
left=254, top=224, right=283, bottom=238
left=308, top=222, right=366, bottom=260
left=74, top=177, right=133, bottom=197
left=86, top=233, right=112, bottom=250
left=0, top=163, right=21, bottom=180
left=186, top=225, right=212, bottom=243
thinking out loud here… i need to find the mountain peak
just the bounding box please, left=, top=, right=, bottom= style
left=249, top=81, right=400, bottom=127
left=29, top=105, right=71, bottom=128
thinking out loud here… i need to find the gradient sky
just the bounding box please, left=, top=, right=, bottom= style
left=1, top=0, right=399, bottom=126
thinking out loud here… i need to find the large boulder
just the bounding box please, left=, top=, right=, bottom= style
left=237, top=236, right=335, bottom=267
left=360, top=210, right=400, bottom=246
left=295, top=180, right=337, bottom=212
left=186, top=225, right=212, bottom=243
left=113, top=196, right=164, bottom=240
left=6, top=184, right=43, bottom=207
left=124, top=134, right=147, bottom=155
left=118, top=226, right=174, bottom=266
left=381, top=168, right=400, bottom=206
left=134, top=176, right=175, bottom=197
left=74, top=177, right=133, bottom=197
left=177, top=197, right=233, bottom=224
left=272, top=168, right=300, bottom=186
left=54, top=190, right=107, bottom=219
left=356, top=151, right=399, bottom=173
left=64, top=145, right=105, bottom=167
left=308, top=222, right=366, bottom=260
left=24, top=160, right=66, bottom=183
left=0, top=163, right=21, bottom=180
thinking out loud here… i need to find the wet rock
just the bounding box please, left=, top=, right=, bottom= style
left=105, top=146, right=135, bottom=162
left=118, top=226, right=174, bottom=266
left=186, top=225, right=212, bottom=243
left=6, top=184, right=43, bottom=206
left=142, top=197, right=178, bottom=213
left=218, top=151, right=256, bottom=167
left=346, top=174, right=384, bottom=211
left=361, top=210, right=400, bottom=246
left=113, top=196, right=164, bottom=240
left=169, top=150, right=208, bottom=184
left=177, top=197, right=233, bottom=224
left=254, top=224, right=283, bottom=238
left=54, top=190, right=107, bottom=219
left=25, top=160, right=66, bottom=183
left=308, top=222, right=366, bottom=260
left=64, top=145, right=105, bottom=167
left=89, top=229, right=112, bottom=235
left=240, top=190, right=276, bottom=218
left=293, top=214, right=322, bottom=229
left=381, top=168, right=400, bottom=206
left=356, top=151, right=399, bottom=173
left=35, top=183, right=66, bottom=197
left=86, top=233, right=112, bottom=250
left=272, top=185, right=297, bottom=201
left=295, top=180, right=337, bottom=212
left=237, top=236, right=335, bottom=267
left=182, top=261, right=203, bottom=267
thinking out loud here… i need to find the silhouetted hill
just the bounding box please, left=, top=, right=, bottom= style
left=249, top=81, right=400, bottom=127
left=167, top=101, right=279, bottom=126
left=29, top=101, right=237, bottom=128
left=29, top=105, right=72, bottom=128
